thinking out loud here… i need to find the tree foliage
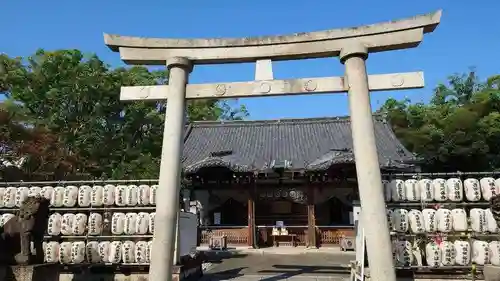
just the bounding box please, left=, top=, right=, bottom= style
left=0, top=49, right=248, bottom=180
left=379, top=70, right=500, bottom=172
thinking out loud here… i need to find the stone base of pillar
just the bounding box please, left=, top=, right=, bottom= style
left=54, top=257, right=203, bottom=281
left=174, top=252, right=204, bottom=281
left=0, top=263, right=60, bottom=281
left=484, top=265, right=500, bottom=281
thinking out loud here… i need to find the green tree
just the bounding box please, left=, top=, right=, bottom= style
left=0, top=49, right=248, bottom=179
left=379, top=71, right=500, bottom=172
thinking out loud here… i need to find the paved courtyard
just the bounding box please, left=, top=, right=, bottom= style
left=198, top=247, right=353, bottom=281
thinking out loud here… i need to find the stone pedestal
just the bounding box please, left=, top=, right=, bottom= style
left=0, top=264, right=59, bottom=281
left=485, top=265, right=500, bottom=281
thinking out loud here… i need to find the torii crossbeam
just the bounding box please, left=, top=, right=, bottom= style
left=104, top=10, right=441, bottom=281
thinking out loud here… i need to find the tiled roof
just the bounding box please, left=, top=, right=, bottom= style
left=182, top=116, right=416, bottom=174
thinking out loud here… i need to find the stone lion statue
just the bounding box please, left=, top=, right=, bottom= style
left=0, top=196, right=50, bottom=265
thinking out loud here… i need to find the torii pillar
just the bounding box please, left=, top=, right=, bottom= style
left=104, top=10, right=441, bottom=281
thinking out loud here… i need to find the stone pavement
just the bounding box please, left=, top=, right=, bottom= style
left=198, top=247, right=354, bottom=281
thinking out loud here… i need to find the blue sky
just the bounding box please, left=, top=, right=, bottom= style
left=1, top=0, right=498, bottom=120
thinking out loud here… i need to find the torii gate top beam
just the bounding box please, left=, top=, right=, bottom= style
left=104, top=10, right=441, bottom=65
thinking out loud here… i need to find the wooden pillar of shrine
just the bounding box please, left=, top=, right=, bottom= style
left=307, top=185, right=317, bottom=248
left=247, top=187, right=256, bottom=248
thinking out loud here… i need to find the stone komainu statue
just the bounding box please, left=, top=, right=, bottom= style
left=0, top=196, right=50, bottom=265
left=490, top=194, right=500, bottom=226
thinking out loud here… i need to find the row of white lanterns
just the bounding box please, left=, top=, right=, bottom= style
left=43, top=240, right=152, bottom=264
left=0, top=212, right=157, bottom=236
left=395, top=239, right=500, bottom=267
left=384, top=177, right=500, bottom=202
left=0, top=184, right=158, bottom=208
left=388, top=208, right=497, bottom=233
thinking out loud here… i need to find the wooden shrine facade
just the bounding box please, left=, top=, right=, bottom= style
left=182, top=116, right=418, bottom=248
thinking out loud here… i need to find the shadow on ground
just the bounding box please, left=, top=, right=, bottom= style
left=200, top=251, right=352, bottom=280
left=258, top=264, right=350, bottom=280
left=201, top=249, right=248, bottom=265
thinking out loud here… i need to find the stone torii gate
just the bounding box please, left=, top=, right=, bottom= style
left=104, top=10, right=441, bottom=281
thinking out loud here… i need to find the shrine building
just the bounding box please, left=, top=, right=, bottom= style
left=182, top=116, right=417, bottom=248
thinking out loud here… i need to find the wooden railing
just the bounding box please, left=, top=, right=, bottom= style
left=317, top=225, right=355, bottom=246
left=256, top=226, right=308, bottom=247
left=199, top=226, right=248, bottom=246
left=198, top=225, right=355, bottom=247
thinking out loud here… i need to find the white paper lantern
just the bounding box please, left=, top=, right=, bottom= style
left=391, top=209, right=409, bottom=233
left=149, top=212, right=156, bottom=234
left=59, top=242, right=73, bottom=264
left=394, top=240, right=412, bottom=266
left=41, top=186, right=54, bottom=202
left=28, top=186, right=41, bottom=198
left=391, top=241, right=398, bottom=265
left=0, top=213, right=15, bottom=227
left=3, top=187, right=16, bottom=208
left=124, top=213, right=137, bottom=235
left=454, top=240, right=470, bottom=266
left=451, top=209, right=468, bottom=232
left=126, top=185, right=138, bottom=206
left=85, top=241, right=100, bottom=263
left=111, top=212, right=126, bottom=235
left=485, top=209, right=499, bottom=233
left=42, top=242, right=48, bottom=262
left=47, top=213, right=62, bottom=236
left=422, top=209, right=438, bottom=233
left=71, top=241, right=86, bottom=264
left=495, top=178, right=500, bottom=198
left=78, top=185, right=92, bottom=207
left=98, top=241, right=111, bottom=262
left=15, top=186, right=29, bottom=207
left=147, top=240, right=153, bottom=262
left=464, top=178, right=482, bottom=201
left=61, top=213, right=75, bottom=235
left=405, top=179, right=420, bottom=202
left=470, top=208, right=487, bottom=233
left=63, top=186, right=78, bottom=207
left=0, top=188, right=5, bottom=208
left=446, top=178, right=463, bottom=202
left=72, top=213, right=88, bottom=236
left=45, top=241, right=60, bottom=263
left=103, top=184, right=116, bottom=206
left=52, top=186, right=65, bottom=207
left=88, top=213, right=103, bottom=235
left=91, top=185, right=104, bottom=206
left=472, top=240, right=490, bottom=265
left=425, top=241, right=441, bottom=267
left=135, top=241, right=149, bottom=263
left=418, top=179, right=433, bottom=202
left=408, top=209, right=425, bottom=234
left=432, top=179, right=447, bottom=202
left=138, top=185, right=150, bottom=206
left=440, top=241, right=455, bottom=266
left=115, top=185, right=127, bottom=206
left=390, top=180, right=405, bottom=202
left=437, top=208, right=453, bottom=233
left=382, top=180, right=391, bottom=202
left=122, top=241, right=136, bottom=263
left=386, top=209, right=394, bottom=231
left=136, top=212, right=150, bottom=235
left=489, top=241, right=500, bottom=266
left=150, top=185, right=158, bottom=205
left=481, top=177, right=499, bottom=201
left=108, top=241, right=122, bottom=264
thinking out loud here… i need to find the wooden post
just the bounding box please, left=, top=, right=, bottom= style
left=307, top=185, right=317, bottom=248
left=248, top=188, right=255, bottom=248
